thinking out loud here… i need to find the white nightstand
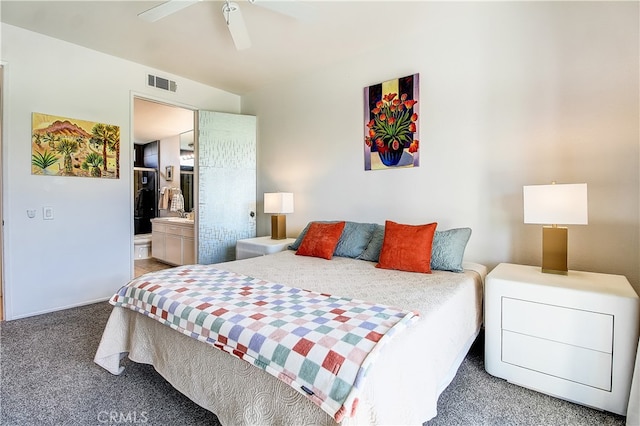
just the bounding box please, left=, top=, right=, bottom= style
left=485, top=263, right=640, bottom=415
left=235, top=236, right=296, bottom=260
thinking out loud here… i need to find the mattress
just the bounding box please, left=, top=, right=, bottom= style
left=95, top=250, right=485, bottom=425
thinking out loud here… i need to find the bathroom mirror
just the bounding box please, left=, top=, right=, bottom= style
left=179, top=130, right=194, bottom=213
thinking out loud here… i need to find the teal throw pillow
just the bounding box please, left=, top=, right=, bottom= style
left=334, top=222, right=376, bottom=258
left=430, top=227, right=472, bottom=272
left=356, top=224, right=385, bottom=262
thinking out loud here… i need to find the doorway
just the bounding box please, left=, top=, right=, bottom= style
left=131, top=97, right=257, bottom=273
left=132, top=97, right=195, bottom=277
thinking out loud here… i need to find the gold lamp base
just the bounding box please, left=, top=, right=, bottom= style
left=541, top=226, right=568, bottom=275
left=271, top=215, right=287, bottom=240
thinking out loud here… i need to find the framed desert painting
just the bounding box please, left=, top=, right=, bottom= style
left=364, top=73, right=419, bottom=171
left=31, top=112, right=120, bottom=179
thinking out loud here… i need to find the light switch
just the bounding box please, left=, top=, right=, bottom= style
left=43, top=206, right=54, bottom=220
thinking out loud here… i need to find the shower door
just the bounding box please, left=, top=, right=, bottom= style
left=197, top=111, right=256, bottom=264
left=133, top=167, right=158, bottom=235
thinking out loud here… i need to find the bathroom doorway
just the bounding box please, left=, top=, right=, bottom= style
left=133, top=97, right=195, bottom=274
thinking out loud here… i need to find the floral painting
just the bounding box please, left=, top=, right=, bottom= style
left=31, top=112, right=120, bottom=179
left=364, top=74, right=419, bottom=170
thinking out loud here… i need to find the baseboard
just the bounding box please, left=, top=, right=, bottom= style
left=7, top=296, right=112, bottom=321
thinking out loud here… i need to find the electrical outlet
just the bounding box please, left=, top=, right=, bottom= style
left=43, top=206, right=54, bottom=220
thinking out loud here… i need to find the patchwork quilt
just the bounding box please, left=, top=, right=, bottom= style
left=110, top=264, right=419, bottom=421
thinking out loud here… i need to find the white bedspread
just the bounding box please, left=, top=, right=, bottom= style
left=95, top=251, right=485, bottom=425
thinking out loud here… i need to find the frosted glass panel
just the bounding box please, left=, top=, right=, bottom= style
left=198, top=111, right=256, bottom=264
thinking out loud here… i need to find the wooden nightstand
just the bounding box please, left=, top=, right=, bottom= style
left=235, top=236, right=296, bottom=260
left=485, top=263, right=640, bottom=415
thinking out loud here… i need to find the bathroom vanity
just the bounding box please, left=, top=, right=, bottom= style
left=151, top=217, right=195, bottom=266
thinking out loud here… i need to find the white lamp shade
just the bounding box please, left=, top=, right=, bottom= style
left=523, top=183, right=588, bottom=225
left=264, top=192, right=294, bottom=214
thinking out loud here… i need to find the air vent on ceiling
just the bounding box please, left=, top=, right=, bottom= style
left=147, top=74, right=177, bottom=92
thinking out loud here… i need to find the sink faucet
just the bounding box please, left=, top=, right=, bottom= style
left=177, top=209, right=187, bottom=218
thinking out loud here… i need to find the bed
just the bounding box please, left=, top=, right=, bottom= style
left=95, top=221, right=485, bottom=425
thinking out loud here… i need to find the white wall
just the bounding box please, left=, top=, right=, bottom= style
left=243, top=2, right=640, bottom=291
left=1, top=24, right=241, bottom=319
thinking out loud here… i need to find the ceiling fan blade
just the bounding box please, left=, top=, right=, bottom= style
left=138, top=0, right=201, bottom=23
left=249, top=0, right=315, bottom=21
left=223, top=2, right=252, bottom=50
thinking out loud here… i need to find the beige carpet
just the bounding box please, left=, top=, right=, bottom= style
left=0, top=302, right=628, bottom=426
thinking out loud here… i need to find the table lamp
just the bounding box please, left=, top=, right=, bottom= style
left=523, top=182, right=588, bottom=274
left=264, top=192, right=294, bottom=240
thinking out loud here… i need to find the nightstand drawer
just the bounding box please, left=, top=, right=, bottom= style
left=503, top=330, right=613, bottom=391
left=502, top=297, right=613, bottom=353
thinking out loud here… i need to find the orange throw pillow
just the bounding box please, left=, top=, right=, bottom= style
left=376, top=220, right=437, bottom=273
left=296, top=221, right=346, bottom=260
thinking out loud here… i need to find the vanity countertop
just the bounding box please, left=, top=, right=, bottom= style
left=151, top=217, right=194, bottom=225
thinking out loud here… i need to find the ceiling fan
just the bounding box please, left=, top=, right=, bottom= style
left=138, top=0, right=313, bottom=51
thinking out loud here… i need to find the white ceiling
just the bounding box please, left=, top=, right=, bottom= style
left=1, top=1, right=431, bottom=95
left=1, top=1, right=430, bottom=143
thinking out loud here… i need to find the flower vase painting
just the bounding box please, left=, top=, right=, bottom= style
left=31, top=112, right=120, bottom=179
left=364, top=74, right=419, bottom=171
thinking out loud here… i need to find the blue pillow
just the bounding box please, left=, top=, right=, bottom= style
left=356, top=224, right=385, bottom=262
left=334, top=222, right=376, bottom=258
left=430, top=228, right=472, bottom=272
left=289, top=221, right=376, bottom=259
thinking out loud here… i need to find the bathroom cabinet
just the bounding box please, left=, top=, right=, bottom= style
left=151, top=218, right=195, bottom=266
